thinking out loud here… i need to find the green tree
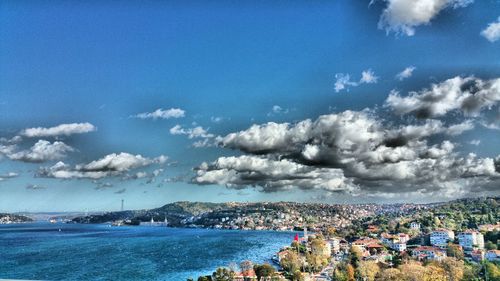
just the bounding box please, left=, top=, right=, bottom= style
left=485, top=262, right=500, bottom=281
left=253, top=263, right=275, bottom=280
left=212, top=267, right=234, bottom=281
left=446, top=243, right=464, bottom=260
left=486, top=240, right=498, bottom=250
left=280, top=250, right=302, bottom=274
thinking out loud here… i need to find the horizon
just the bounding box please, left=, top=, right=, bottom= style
left=5, top=195, right=499, bottom=214
left=1, top=1, right=499, bottom=212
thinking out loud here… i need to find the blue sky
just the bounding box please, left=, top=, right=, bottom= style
left=1, top=0, right=499, bottom=212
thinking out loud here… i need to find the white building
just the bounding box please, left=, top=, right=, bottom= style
left=410, top=222, right=421, bottom=230
left=457, top=230, right=484, bottom=251
left=393, top=242, right=407, bottom=252
left=430, top=229, right=454, bottom=248
left=412, top=246, right=447, bottom=261
left=486, top=250, right=500, bottom=262
left=329, top=238, right=340, bottom=254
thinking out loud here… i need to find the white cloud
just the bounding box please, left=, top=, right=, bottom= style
left=469, top=139, right=481, bottom=146
left=199, top=109, right=499, bottom=196
left=360, top=69, right=379, bottom=84
left=334, top=73, right=357, bottom=92
left=38, top=153, right=167, bottom=179
left=0, top=172, right=18, bottom=181
left=385, top=76, right=500, bottom=118
left=26, top=184, right=45, bottom=190
left=481, top=17, right=500, bottom=42
left=194, top=155, right=356, bottom=193
left=169, top=125, right=214, bottom=139
left=133, top=108, right=185, bottom=120
left=396, top=66, right=416, bottom=80
left=8, top=140, right=73, bottom=163
left=21, top=123, right=96, bottom=138
left=335, top=70, right=378, bottom=92
left=378, top=0, right=473, bottom=36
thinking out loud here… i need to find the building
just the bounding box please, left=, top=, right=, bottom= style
left=457, top=230, right=484, bottom=251
left=380, top=233, right=408, bottom=252
left=430, top=229, right=454, bottom=248
left=478, top=223, right=500, bottom=232
left=410, top=222, right=421, bottom=230
left=412, top=246, right=447, bottom=261
left=393, top=242, right=407, bottom=252
left=329, top=238, right=340, bottom=254
left=471, top=250, right=485, bottom=262
left=486, top=250, right=500, bottom=262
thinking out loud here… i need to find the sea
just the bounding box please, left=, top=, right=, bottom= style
left=0, top=223, right=296, bottom=281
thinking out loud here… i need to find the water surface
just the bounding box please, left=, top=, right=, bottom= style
left=0, top=223, right=294, bottom=280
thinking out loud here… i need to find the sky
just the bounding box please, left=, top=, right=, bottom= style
left=0, top=0, right=499, bottom=212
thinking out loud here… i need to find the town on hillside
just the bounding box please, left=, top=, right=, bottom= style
left=190, top=197, right=500, bottom=281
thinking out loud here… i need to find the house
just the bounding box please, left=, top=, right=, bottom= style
left=485, top=250, right=500, bottom=262
left=393, top=242, right=407, bottom=252
left=470, top=250, right=485, bottom=262
left=328, top=238, right=340, bottom=254
left=430, top=229, right=454, bottom=248
left=457, top=230, right=484, bottom=251
left=410, top=222, right=421, bottom=230
left=380, top=233, right=408, bottom=252
left=478, top=223, right=500, bottom=232
left=233, top=270, right=258, bottom=281
left=412, top=246, right=447, bottom=261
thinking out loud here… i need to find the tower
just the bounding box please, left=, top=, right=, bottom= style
left=121, top=199, right=124, bottom=212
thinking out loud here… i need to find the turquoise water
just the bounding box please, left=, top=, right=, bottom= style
left=0, top=223, right=295, bottom=280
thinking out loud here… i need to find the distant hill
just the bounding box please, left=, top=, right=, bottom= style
left=0, top=213, right=33, bottom=224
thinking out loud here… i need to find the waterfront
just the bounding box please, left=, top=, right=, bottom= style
left=0, top=223, right=295, bottom=280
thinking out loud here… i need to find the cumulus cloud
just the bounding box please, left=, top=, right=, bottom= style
left=396, top=66, right=416, bottom=80
left=385, top=76, right=500, bottom=118
left=469, top=139, right=481, bottom=146
left=360, top=69, right=379, bottom=84
left=481, top=17, right=500, bottom=42
left=169, top=125, right=214, bottom=139
left=194, top=155, right=356, bottom=193
left=21, top=123, right=96, bottom=138
left=195, top=110, right=499, bottom=197
left=26, top=184, right=45, bottom=190
left=268, top=105, right=289, bottom=116
left=37, top=152, right=167, bottom=179
left=133, top=108, right=185, bottom=120
left=0, top=172, right=18, bottom=181
left=8, top=140, right=74, bottom=163
left=335, top=70, right=379, bottom=92
left=378, top=0, right=473, bottom=36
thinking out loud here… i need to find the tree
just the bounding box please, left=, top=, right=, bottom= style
left=375, top=268, right=403, bottom=281
left=446, top=243, right=464, bottom=260
left=253, top=263, right=275, bottom=280
left=423, top=265, right=447, bottom=281
left=399, top=261, right=427, bottom=281
left=486, top=240, right=498, bottom=250
left=463, top=263, right=482, bottom=281
left=358, top=261, right=380, bottom=281
left=485, top=262, right=500, bottom=281
left=349, top=246, right=362, bottom=269
left=346, top=264, right=355, bottom=281
left=332, top=262, right=349, bottom=281
left=197, top=276, right=212, bottom=281
left=441, top=258, right=464, bottom=281
left=280, top=250, right=301, bottom=274
left=292, top=270, right=305, bottom=281
left=326, top=226, right=336, bottom=238
left=212, top=267, right=234, bottom=281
